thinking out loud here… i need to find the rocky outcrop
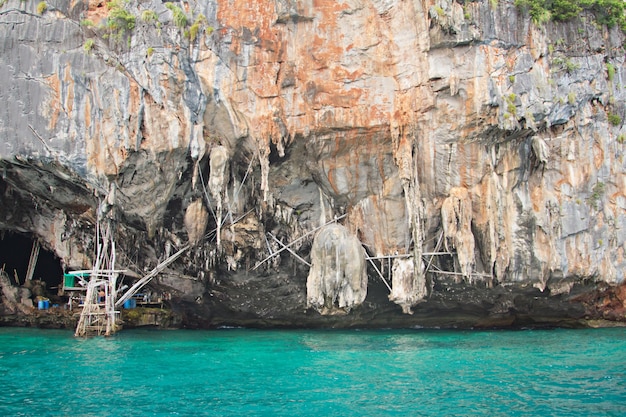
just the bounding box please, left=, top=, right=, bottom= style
left=0, top=0, right=625, bottom=328
left=0, top=271, right=33, bottom=315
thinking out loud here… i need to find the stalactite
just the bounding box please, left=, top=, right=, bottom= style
left=441, top=187, right=476, bottom=280
left=394, top=130, right=427, bottom=305
left=209, top=146, right=229, bottom=249
left=389, top=258, right=420, bottom=314
left=184, top=199, right=208, bottom=247
left=259, top=144, right=270, bottom=203
left=189, top=124, right=207, bottom=190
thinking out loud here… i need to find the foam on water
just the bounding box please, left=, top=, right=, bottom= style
left=0, top=327, right=624, bottom=416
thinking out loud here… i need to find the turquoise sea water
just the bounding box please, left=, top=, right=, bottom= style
left=0, top=327, right=625, bottom=416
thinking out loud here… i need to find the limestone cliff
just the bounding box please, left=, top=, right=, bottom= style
left=0, top=0, right=625, bottom=328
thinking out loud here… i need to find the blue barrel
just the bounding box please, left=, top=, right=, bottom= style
left=38, top=300, right=49, bottom=310
left=124, top=299, right=136, bottom=309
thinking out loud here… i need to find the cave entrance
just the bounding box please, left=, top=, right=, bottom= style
left=0, top=232, right=63, bottom=289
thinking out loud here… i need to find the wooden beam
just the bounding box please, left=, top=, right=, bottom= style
left=25, top=240, right=40, bottom=282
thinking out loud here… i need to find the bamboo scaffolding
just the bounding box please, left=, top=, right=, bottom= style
left=75, top=278, right=116, bottom=336
left=75, top=220, right=121, bottom=337
left=267, top=233, right=311, bottom=267
left=252, top=214, right=347, bottom=271
left=203, top=157, right=255, bottom=248
left=424, top=230, right=445, bottom=278
left=115, top=245, right=190, bottom=308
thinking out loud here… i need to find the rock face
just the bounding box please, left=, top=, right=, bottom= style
left=0, top=0, right=625, bottom=328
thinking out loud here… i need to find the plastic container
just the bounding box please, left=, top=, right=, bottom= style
left=37, top=299, right=49, bottom=310
left=63, top=274, right=75, bottom=288
left=123, top=299, right=137, bottom=309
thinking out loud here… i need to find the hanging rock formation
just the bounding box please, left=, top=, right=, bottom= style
left=306, top=224, right=368, bottom=315
left=389, top=258, right=425, bottom=315
left=441, top=187, right=476, bottom=280
left=184, top=199, right=209, bottom=247
left=0, top=0, right=625, bottom=328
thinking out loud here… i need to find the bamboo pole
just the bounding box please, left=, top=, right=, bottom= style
left=68, top=269, right=129, bottom=276
left=365, top=253, right=411, bottom=260
left=367, top=258, right=392, bottom=293
left=428, top=270, right=465, bottom=276
left=364, top=252, right=452, bottom=261
left=268, top=233, right=311, bottom=267
left=428, top=269, right=493, bottom=278
left=233, top=156, right=255, bottom=204
left=264, top=234, right=273, bottom=257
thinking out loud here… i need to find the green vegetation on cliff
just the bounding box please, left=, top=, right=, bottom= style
left=515, top=0, right=626, bottom=30
left=165, top=3, right=187, bottom=28
left=36, top=1, right=46, bottom=14
left=106, top=0, right=136, bottom=34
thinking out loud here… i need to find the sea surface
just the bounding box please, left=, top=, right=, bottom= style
left=0, top=327, right=624, bottom=416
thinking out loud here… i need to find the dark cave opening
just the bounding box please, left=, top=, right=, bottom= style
left=268, top=141, right=288, bottom=164
left=365, top=262, right=395, bottom=306
left=0, top=232, right=63, bottom=289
